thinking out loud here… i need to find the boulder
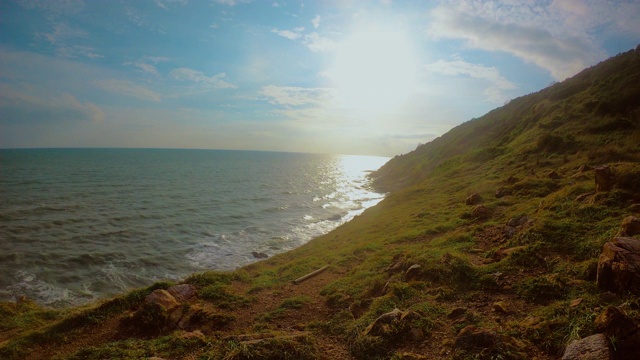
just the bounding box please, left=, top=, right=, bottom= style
left=145, top=289, right=180, bottom=312
left=492, top=301, right=510, bottom=314
left=562, top=333, right=612, bottom=360
left=168, top=284, right=197, bottom=303
left=594, top=307, right=638, bottom=340
left=597, top=237, right=640, bottom=294
left=466, top=193, right=481, bottom=205
left=619, top=216, right=640, bottom=237
left=447, top=307, right=467, bottom=319
left=595, top=166, right=615, bottom=192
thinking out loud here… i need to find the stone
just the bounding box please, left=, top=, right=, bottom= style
left=168, top=284, right=197, bottom=303
left=492, top=301, right=510, bottom=314
left=453, top=325, right=500, bottom=354
left=466, top=193, right=481, bottom=205
left=145, top=289, right=180, bottom=311
left=597, top=237, right=640, bottom=294
left=507, top=216, right=529, bottom=227
left=620, top=216, right=640, bottom=237
left=495, top=188, right=507, bottom=198
left=594, top=307, right=639, bottom=340
left=595, top=166, right=615, bottom=192
left=562, top=333, right=612, bottom=360
left=362, top=308, right=403, bottom=336
left=448, top=307, right=467, bottom=319
left=547, top=170, right=560, bottom=179
left=570, top=298, right=583, bottom=307
left=578, top=164, right=591, bottom=173
left=404, top=264, right=422, bottom=280
left=472, top=205, right=491, bottom=219
left=251, top=251, right=268, bottom=259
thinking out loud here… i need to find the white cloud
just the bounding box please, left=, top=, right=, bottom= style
left=155, top=0, right=188, bottom=10
left=213, top=0, right=249, bottom=6
left=272, top=28, right=303, bottom=40
left=312, top=15, right=321, bottom=29
left=96, top=79, right=162, bottom=102
left=302, top=32, right=336, bottom=53
left=428, top=4, right=601, bottom=80
left=170, top=68, right=236, bottom=89
left=424, top=57, right=516, bottom=102
left=0, top=84, right=105, bottom=123
left=260, top=86, right=332, bottom=106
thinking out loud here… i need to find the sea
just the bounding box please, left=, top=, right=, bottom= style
left=0, top=149, right=389, bottom=308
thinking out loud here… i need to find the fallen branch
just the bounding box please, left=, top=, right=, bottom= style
left=293, top=265, right=330, bottom=285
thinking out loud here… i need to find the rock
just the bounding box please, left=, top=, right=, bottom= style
left=466, top=193, right=481, bottom=205
left=492, top=301, right=510, bottom=314
left=472, top=205, right=491, bottom=219
left=562, top=333, right=612, bottom=360
left=448, top=307, right=467, bottom=319
left=251, top=251, right=268, bottom=259
left=575, top=193, right=594, bottom=203
left=597, top=237, right=640, bottom=294
left=362, top=308, right=403, bottom=336
left=495, top=188, right=507, bottom=198
left=620, top=216, right=640, bottom=237
left=404, top=264, right=422, bottom=280
left=595, top=166, right=615, bottom=192
left=578, top=164, right=591, bottom=173
left=507, top=216, right=529, bottom=227
left=453, top=325, right=500, bottom=354
left=168, top=284, right=197, bottom=303
left=145, top=289, right=180, bottom=312
left=594, top=307, right=639, bottom=340
left=570, top=298, right=583, bottom=307
left=547, top=170, right=560, bottom=179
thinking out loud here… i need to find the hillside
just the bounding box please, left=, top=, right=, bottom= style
left=2, top=48, right=640, bottom=360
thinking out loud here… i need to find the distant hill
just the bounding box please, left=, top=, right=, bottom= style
left=373, top=47, right=640, bottom=192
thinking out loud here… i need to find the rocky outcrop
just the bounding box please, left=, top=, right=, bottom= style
left=472, top=205, right=491, bottom=219
left=594, top=307, right=640, bottom=356
left=362, top=308, right=423, bottom=340
left=251, top=251, right=268, bottom=259
left=562, top=333, right=612, bottom=360
left=362, top=308, right=404, bottom=336
left=597, top=237, right=640, bottom=294
left=595, top=166, right=615, bottom=191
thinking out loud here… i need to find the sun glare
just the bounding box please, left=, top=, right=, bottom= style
left=327, top=23, right=419, bottom=115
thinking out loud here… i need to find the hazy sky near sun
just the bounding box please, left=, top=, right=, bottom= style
left=1, top=0, right=639, bottom=156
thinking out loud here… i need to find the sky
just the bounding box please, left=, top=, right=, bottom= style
left=1, top=0, right=638, bottom=156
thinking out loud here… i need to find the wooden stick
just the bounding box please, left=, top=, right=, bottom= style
left=293, top=265, right=330, bottom=285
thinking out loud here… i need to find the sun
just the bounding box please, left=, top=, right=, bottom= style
left=327, top=23, right=419, bottom=115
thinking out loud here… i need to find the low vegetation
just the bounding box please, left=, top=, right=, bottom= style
left=1, top=48, right=640, bottom=359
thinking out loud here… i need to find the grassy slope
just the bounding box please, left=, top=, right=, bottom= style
left=2, top=48, right=640, bottom=360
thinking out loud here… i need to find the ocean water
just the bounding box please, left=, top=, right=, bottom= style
left=0, top=149, right=388, bottom=307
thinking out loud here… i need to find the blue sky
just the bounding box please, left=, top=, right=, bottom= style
left=1, top=0, right=638, bottom=156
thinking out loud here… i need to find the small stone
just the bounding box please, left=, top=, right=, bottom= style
left=570, top=298, right=583, bottom=307
left=492, top=301, right=509, bottom=314
left=362, top=308, right=403, bottom=336
left=466, top=193, right=481, bottom=205
left=448, top=307, right=467, bottom=319
left=404, top=264, right=422, bottom=280
left=620, top=216, right=640, bottom=237
left=547, top=170, right=560, bottom=179
left=595, top=166, right=615, bottom=192
left=472, top=205, right=491, bottom=219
